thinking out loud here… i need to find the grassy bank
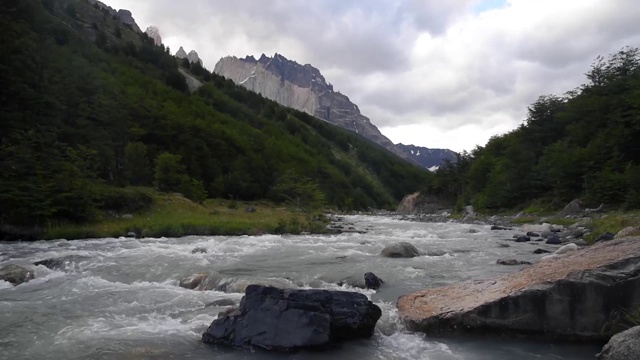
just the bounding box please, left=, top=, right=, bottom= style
left=583, top=212, right=640, bottom=243
left=497, top=210, right=640, bottom=244
left=45, top=193, right=328, bottom=240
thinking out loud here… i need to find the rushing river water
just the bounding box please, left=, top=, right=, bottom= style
left=0, top=216, right=602, bottom=360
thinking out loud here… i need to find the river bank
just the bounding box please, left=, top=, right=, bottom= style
left=1, top=193, right=328, bottom=241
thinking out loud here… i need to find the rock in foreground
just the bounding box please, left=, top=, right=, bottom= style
left=397, top=238, right=640, bottom=341
left=597, top=326, right=640, bottom=360
left=202, top=285, right=381, bottom=351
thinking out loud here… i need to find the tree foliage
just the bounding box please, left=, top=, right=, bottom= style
left=430, top=46, right=640, bottom=211
left=0, top=0, right=431, bottom=226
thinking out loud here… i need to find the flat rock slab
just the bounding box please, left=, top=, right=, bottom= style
left=397, top=238, right=640, bottom=341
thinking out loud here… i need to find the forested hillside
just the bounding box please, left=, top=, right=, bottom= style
left=0, top=0, right=431, bottom=227
left=429, top=47, right=640, bottom=212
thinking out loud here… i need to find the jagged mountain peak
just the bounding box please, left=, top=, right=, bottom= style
left=176, top=47, right=203, bottom=66
left=214, top=53, right=418, bottom=165
left=396, top=143, right=458, bottom=170
left=87, top=0, right=141, bottom=32
left=176, top=46, right=188, bottom=58
left=145, top=26, right=162, bottom=46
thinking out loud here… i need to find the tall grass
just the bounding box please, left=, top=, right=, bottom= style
left=45, top=193, right=328, bottom=240
left=584, top=211, right=640, bottom=244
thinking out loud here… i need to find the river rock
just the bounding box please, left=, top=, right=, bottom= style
left=554, top=243, right=579, bottom=255
left=397, top=237, right=640, bottom=341
left=381, top=242, right=421, bottom=258
left=491, top=225, right=512, bottom=231
left=33, top=255, right=90, bottom=270
left=534, top=248, right=551, bottom=254
left=523, top=224, right=551, bottom=233
left=179, top=273, right=209, bottom=290
left=558, top=199, right=582, bottom=216
left=336, top=275, right=366, bottom=289
left=215, top=277, right=293, bottom=293
left=205, top=298, right=237, bottom=307
left=615, top=226, right=640, bottom=239
left=364, top=272, right=384, bottom=290
left=546, top=235, right=562, bottom=244
left=202, top=285, right=382, bottom=351
left=191, top=247, right=207, bottom=254
left=515, top=236, right=531, bottom=243
left=596, top=232, right=616, bottom=242
left=425, top=250, right=447, bottom=257
left=467, top=229, right=480, bottom=234
left=597, top=326, right=640, bottom=360
left=570, top=239, right=588, bottom=247
left=526, top=231, right=540, bottom=237
left=0, top=264, right=34, bottom=286
left=496, top=259, right=531, bottom=266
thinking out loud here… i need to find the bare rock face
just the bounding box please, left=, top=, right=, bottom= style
left=176, top=47, right=203, bottom=66
left=397, top=237, right=640, bottom=341
left=175, top=46, right=188, bottom=59
left=178, top=69, right=202, bottom=93
left=187, top=50, right=203, bottom=66
left=214, top=53, right=419, bottom=165
left=145, top=26, right=162, bottom=46
left=86, top=1, right=141, bottom=32
left=116, top=10, right=141, bottom=33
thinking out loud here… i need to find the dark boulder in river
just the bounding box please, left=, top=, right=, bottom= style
left=202, top=285, right=382, bottom=351
left=397, top=237, right=640, bottom=341
left=380, top=242, right=421, bottom=258
left=33, top=255, right=90, bottom=270
left=364, top=272, right=384, bottom=290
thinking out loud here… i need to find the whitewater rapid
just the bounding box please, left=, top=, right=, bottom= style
left=0, top=216, right=601, bottom=359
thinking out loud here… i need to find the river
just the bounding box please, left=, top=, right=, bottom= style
left=0, top=215, right=602, bottom=359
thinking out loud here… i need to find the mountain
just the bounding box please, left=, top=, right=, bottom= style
left=86, top=0, right=141, bottom=32
left=396, top=144, right=458, bottom=171
left=145, top=26, right=162, bottom=46
left=0, top=0, right=432, bottom=226
left=214, top=53, right=419, bottom=165
left=176, top=46, right=203, bottom=66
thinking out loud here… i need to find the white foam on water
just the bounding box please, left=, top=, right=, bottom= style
left=375, top=302, right=405, bottom=336
left=374, top=333, right=460, bottom=360
left=0, top=280, right=13, bottom=290
left=55, top=311, right=215, bottom=344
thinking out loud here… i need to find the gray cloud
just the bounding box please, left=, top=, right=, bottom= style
left=106, top=0, right=640, bottom=151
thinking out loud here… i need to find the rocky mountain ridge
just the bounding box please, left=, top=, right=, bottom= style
left=176, top=46, right=203, bottom=66
left=86, top=0, right=141, bottom=32
left=396, top=143, right=457, bottom=170
left=145, top=26, right=162, bottom=46
left=214, top=53, right=419, bottom=165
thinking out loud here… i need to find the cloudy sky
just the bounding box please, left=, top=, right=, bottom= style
left=107, top=0, right=640, bottom=152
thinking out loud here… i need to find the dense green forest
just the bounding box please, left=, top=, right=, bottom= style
left=429, top=46, right=640, bottom=212
left=0, top=0, right=431, bottom=227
